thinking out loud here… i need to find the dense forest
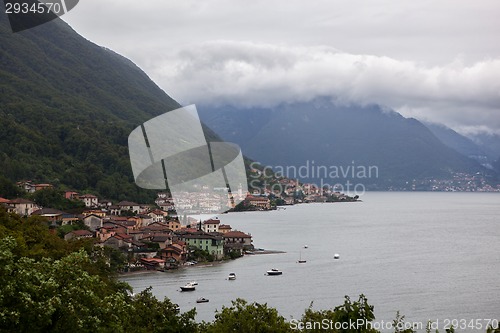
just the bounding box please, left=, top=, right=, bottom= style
left=0, top=10, right=202, bottom=203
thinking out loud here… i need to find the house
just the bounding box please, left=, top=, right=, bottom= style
left=31, top=208, right=66, bottom=224
left=246, top=195, right=271, bottom=210
left=218, top=224, right=232, bottom=234
left=96, top=223, right=127, bottom=242
left=79, top=194, right=98, bottom=208
left=64, top=229, right=94, bottom=241
left=108, top=205, right=120, bottom=215
left=223, top=230, right=253, bottom=253
left=102, top=234, right=145, bottom=252
left=117, top=201, right=141, bottom=214
left=141, top=233, right=172, bottom=249
left=147, top=209, right=168, bottom=223
left=16, top=181, right=36, bottom=193
left=82, top=210, right=106, bottom=218
left=159, top=241, right=187, bottom=265
left=140, top=257, right=166, bottom=270
left=181, top=231, right=224, bottom=260
left=8, top=198, right=39, bottom=216
left=165, top=219, right=182, bottom=231
left=34, top=183, right=53, bottom=191
left=202, top=218, right=220, bottom=233
left=138, top=214, right=153, bottom=227
left=0, top=198, right=12, bottom=212
left=65, top=191, right=79, bottom=200
left=83, top=214, right=103, bottom=231
left=61, top=214, right=79, bottom=225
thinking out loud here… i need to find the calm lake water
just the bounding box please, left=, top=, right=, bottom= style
left=121, top=192, right=500, bottom=331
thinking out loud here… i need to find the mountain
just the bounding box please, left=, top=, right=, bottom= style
left=0, top=11, right=214, bottom=202
left=423, top=122, right=492, bottom=168
left=466, top=132, right=500, bottom=164
left=198, top=99, right=491, bottom=189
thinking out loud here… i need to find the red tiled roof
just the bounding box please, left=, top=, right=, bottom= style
left=8, top=198, right=35, bottom=204
left=203, top=219, right=220, bottom=225
left=224, top=231, right=252, bottom=238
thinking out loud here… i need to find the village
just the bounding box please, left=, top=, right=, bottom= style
left=0, top=179, right=358, bottom=272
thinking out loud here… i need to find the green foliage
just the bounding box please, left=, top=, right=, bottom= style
left=203, top=298, right=292, bottom=333
left=392, top=311, right=416, bottom=333
left=188, top=246, right=215, bottom=262
left=0, top=237, right=198, bottom=333
left=0, top=176, right=24, bottom=199
left=0, top=14, right=183, bottom=203
left=29, top=188, right=85, bottom=211
left=299, top=295, right=378, bottom=333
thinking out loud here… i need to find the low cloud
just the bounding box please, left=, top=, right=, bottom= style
left=150, top=41, right=500, bottom=133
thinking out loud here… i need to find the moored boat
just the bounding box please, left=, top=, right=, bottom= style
left=228, top=272, right=236, bottom=280
left=196, top=297, right=209, bottom=303
left=180, top=282, right=196, bottom=291
left=334, top=253, right=340, bottom=259
left=266, top=268, right=283, bottom=275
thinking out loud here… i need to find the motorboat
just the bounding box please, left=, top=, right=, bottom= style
left=334, top=253, right=340, bottom=259
left=304, top=245, right=308, bottom=249
left=228, top=273, right=236, bottom=280
left=266, top=268, right=283, bottom=275
left=196, top=297, right=209, bottom=303
left=180, top=282, right=196, bottom=291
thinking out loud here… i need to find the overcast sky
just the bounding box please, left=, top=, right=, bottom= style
left=64, top=0, right=500, bottom=135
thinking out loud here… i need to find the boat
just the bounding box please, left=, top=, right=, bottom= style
left=334, top=253, right=340, bottom=259
left=304, top=245, right=308, bottom=249
left=266, top=268, right=283, bottom=275
left=180, top=282, right=196, bottom=291
left=196, top=297, right=209, bottom=303
left=298, top=251, right=306, bottom=263
left=228, top=273, right=236, bottom=280
left=189, top=281, right=198, bottom=285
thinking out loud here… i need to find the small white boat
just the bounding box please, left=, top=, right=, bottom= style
left=298, top=251, right=306, bottom=263
left=196, top=297, right=209, bottom=303
left=180, top=282, right=196, bottom=291
left=228, top=273, right=236, bottom=280
left=334, top=253, right=340, bottom=259
left=266, top=268, right=283, bottom=276
left=304, top=245, right=308, bottom=249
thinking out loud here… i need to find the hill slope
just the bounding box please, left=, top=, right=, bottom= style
left=0, top=11, right=183, bottom=201
left=423, top=122, right=492, bottom=168
left=198, top=99, right=490, bottom=189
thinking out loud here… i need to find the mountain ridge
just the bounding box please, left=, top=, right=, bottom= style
left=198, top=98, right=494, bottom=189
left=0, top=11, right=182, bottom=202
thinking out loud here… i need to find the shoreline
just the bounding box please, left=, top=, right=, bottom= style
left=118, top=249, right=286, bottom=276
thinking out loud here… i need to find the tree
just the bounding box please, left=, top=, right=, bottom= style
left=0, top=176, right=23, bottom=199
left=299, top=295, right=378, bottom=333
left=203, top=298, right=292, bottom=333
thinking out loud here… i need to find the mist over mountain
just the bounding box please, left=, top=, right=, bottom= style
left=466, top=132, right=500, bottom=164
left=423, top=122, right=493, bottom=168
left=0, top=11, right=185, bottom=201
left=198, top=99, right=492, bottom=189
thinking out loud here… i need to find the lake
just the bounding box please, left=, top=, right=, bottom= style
left=120, top=192, right=500, bottom=331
